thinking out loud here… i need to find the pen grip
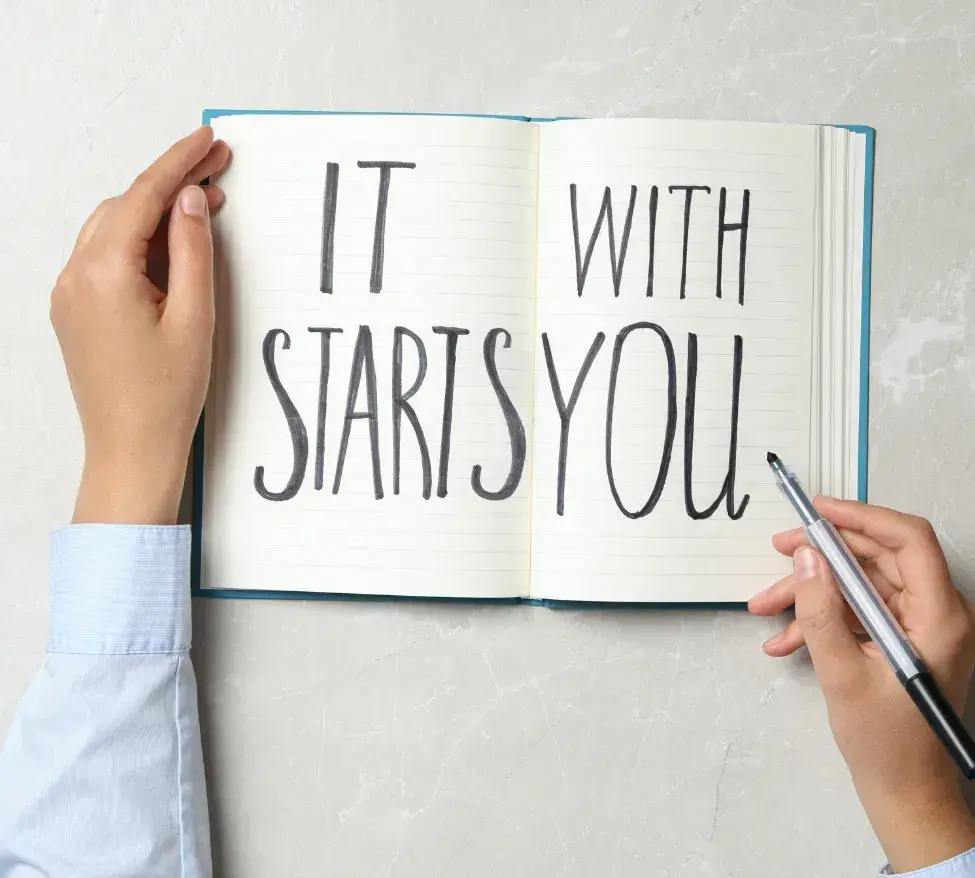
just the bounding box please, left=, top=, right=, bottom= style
left=806, top=519, right=925, bottom=681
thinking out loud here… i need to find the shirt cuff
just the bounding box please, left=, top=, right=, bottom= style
left=49, top=524, right=192, bottom=655
left=880, top=846, right=975, bottom=875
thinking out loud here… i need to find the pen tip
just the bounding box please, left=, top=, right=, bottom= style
left=767, top=451, right=778, bottom=466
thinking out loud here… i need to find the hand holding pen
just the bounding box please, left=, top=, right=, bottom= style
left=749, top=483, right=975, bottom=874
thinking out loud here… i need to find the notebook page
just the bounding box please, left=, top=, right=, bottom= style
left=202, top=114, right=538, bottom=598
left=832, top=128, right=867, bottom=501
left=530, top=119, right=817, bottom=603
left=846, top=133, right=867, bottom=501
left=815, top=127, right=867, bottom=502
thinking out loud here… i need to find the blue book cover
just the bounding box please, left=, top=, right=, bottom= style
left=191, top=111, right=874, bottom=608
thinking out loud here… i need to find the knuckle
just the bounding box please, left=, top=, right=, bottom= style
left=956, top=595, right=975, bottom=624
left=80, top=259, right=107, bottom=288
left=908, top=515, right=937, bottom=541
left=53, top=265, right=73, bottom=294
left=945, top=609, right=974, bottom=647
left=80, top=197, right=114, bottom=232
left=795, top=586, right=844, bottom=633
left=50, top=269, right=78, bottom=329
left=52, top=264, right=75, bottom=299
left=65, top=253, right=121, bottom=294
left=49, top=287, right=65, bottom=326
left=798, top=603, right=843, bottom=637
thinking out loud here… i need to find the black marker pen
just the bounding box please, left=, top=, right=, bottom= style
left=767, top=451, right=975, bottom=780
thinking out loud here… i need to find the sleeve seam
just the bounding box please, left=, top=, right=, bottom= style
left=47, top=648, right=191, bottom=657
left=176, top=654, right=188, bottom=878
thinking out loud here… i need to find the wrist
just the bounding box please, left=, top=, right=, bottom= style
left=861, top=783, right=975, bottom=873
left=73, top=454, right=187, bottom=525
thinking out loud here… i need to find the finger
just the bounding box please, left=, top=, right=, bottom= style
left=144, top=186, right=225, bottom=276
left=792, top=546, right=870, bottom=696
left=816, top=498, right=958, bottom=606
left=812, top=496, right=932, bottom=552
left=107, top=127, right=216, bottom=245
left=762, top=619, right=805, bottom=656
left=164, top=185, right=214, bottom=331
left=860, top=559, right=899, bottom=601
left=760, top=605, right=871, bottom=658
left=748, top=574, right=796, bottom=616
left=770, top=526, right=903, bottom=595
left=163, top=141, right=231, bottom=213
left=202, top=184, right=226, bottom=211
left=188, top=139, right=231, bottom=186
left=772, top=525, right=885, bottom=562
left=752, top=566, right=897, bottom=625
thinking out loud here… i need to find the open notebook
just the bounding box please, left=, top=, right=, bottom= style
left=193, top=111, right=873, bottom=605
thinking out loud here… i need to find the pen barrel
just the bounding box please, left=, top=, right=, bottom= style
left=806, top=519, right=925, bottom=681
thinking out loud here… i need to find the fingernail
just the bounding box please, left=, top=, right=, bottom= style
left=749, top=584, right=772, bottom=602
left=763, top=632, right=784, bottom=649
left=179, top=185, right=208, bottom=217
left=793, top=546, right=818, bottom=581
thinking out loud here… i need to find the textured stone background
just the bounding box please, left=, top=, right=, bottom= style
left=1, top=2, right=973, bottom=875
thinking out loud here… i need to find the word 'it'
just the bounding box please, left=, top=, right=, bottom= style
left=319, top=160, right=417, bottom=296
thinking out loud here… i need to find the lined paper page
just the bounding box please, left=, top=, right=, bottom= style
left=203, top=115, right=538, bottom=598
left=812, top=126, right=867, bottom=502
left=845, top=132, right=867, bottom=501
left=529, top=119, right=818, bottom=602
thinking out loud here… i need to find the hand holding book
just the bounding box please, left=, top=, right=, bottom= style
left=53, top=127, right=230, bottom=525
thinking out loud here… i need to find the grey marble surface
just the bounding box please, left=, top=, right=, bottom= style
left=1, top=1, right=974, bottom=875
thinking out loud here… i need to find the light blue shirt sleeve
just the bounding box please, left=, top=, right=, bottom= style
left=0, top=524, right=211, bottom=878
left=880, top=849, right=975, bottom=876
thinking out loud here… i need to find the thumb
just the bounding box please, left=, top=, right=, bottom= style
left=165, top=185, right=214, bottom=330
left=793, top=546, right=869, bottom=698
